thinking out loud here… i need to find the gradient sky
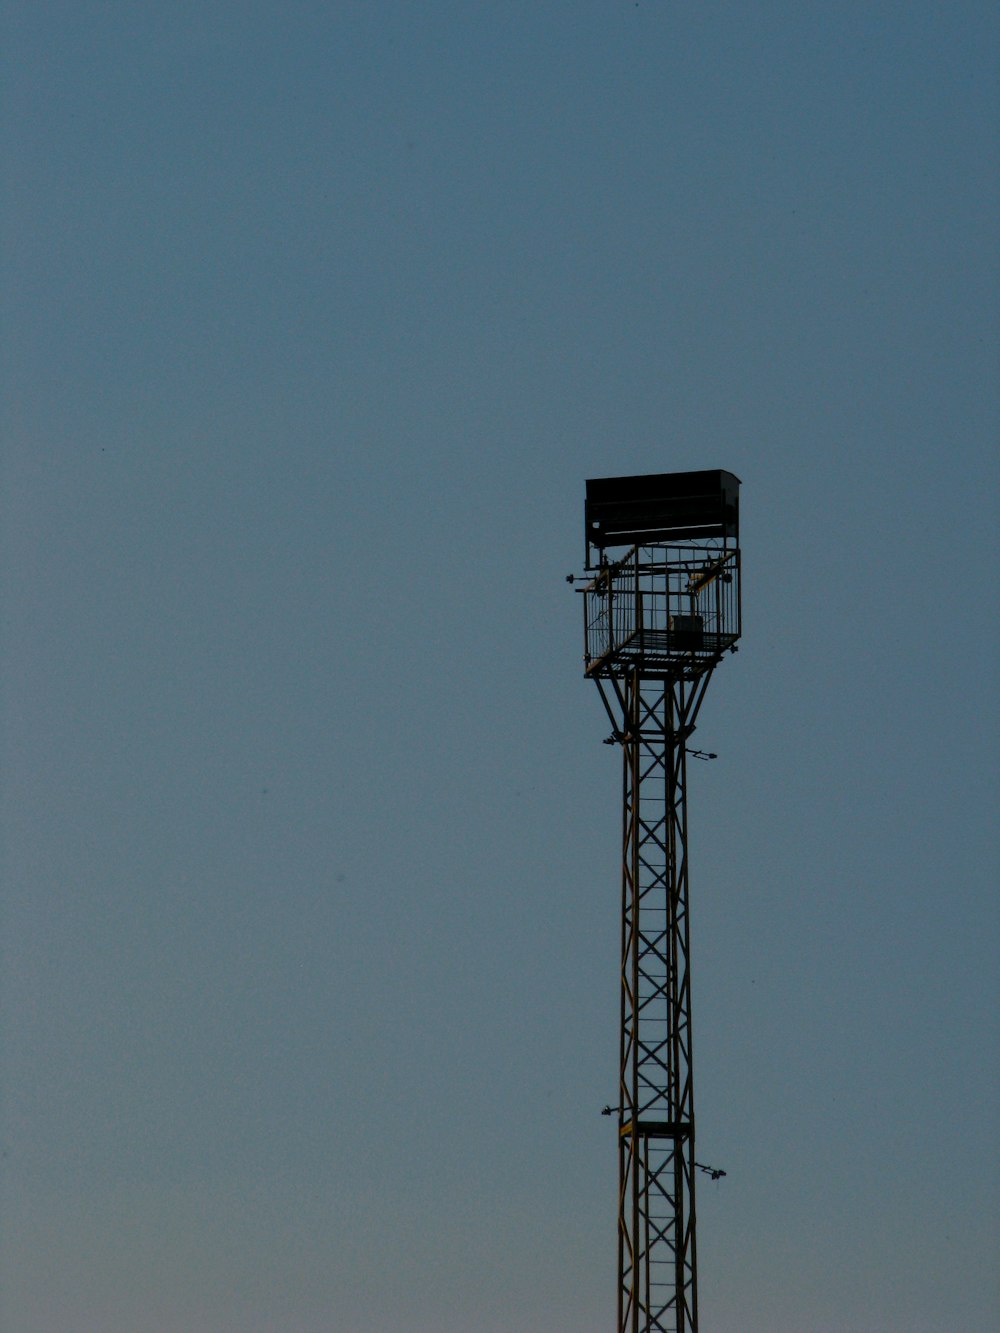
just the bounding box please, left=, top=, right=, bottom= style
left=2, top=3, right=998, bottom=1331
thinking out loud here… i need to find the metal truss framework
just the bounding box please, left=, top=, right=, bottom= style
left=593, top=665, right=717, bottom=1333
left=581, top=473, right=740, bottom=1332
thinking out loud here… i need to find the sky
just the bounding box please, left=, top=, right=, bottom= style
left=1, top=3, right=998, bottom=1330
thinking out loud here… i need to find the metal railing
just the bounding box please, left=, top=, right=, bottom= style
left=584, top=544, right=740, bottom=677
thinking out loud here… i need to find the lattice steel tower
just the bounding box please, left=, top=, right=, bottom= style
left=579, top=470, right=741, bottom=1333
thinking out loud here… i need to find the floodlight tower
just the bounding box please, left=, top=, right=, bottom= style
left=580, top=470, right=741, bottom=1333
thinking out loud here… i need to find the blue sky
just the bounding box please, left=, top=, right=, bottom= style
left=2, top=3, right=998, bottom=1330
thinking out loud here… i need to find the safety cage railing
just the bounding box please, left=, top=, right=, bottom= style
left=584, top=544, right=741, bottom=678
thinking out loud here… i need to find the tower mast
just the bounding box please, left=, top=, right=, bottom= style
left=580, top=471, right=741, bottom=1333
